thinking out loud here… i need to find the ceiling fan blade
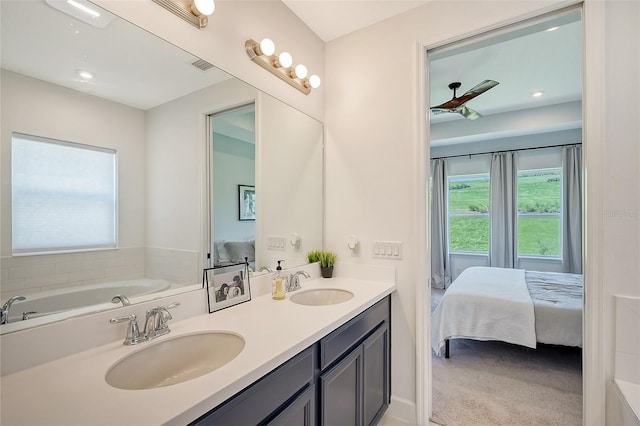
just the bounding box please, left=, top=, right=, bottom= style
left=456, top=80, right=499, bottom=105
left=457, top=106, right=482, bottom=120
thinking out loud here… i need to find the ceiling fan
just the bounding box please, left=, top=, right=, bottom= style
left=430, top=80, right=499, bottom=120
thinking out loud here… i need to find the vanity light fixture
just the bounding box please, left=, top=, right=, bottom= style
left=151, top=0, right=215, bottom=29
left=245, top=38, right=321, bottom=95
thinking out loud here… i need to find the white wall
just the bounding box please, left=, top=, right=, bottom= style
left=92, top=0, right=325, bottom=122
left=212, top=133, right=256, bottom=242
left=602, top=1, right=640, bottom=422
left=145, top=77, right=257, bottom=256
left=256, top=92, right=324, bottom=269
left=324, top=0, right=639, bottom=423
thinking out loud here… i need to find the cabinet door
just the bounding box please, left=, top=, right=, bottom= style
left=363, top=324, right=390, bottom=425
left=265, top=385, right=316, bottom=426
left=319, top=346, right=363, bottom=426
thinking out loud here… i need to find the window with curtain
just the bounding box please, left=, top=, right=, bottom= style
left=448, top=173, right=490, bottom=253
left=517, top=167, right=562, bottom=257
left=11, top=133, right=117, bottom=254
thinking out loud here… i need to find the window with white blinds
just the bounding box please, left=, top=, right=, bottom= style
left=11, top=133, right=117, bottom=254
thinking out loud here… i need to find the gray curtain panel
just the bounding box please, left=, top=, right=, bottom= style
left=562, top=145, right=583, bottom=273
left=430, top=159, right=450, bottom=289
left=489, top=151, right=518, bottom=268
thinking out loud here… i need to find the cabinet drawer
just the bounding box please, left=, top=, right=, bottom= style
left=191, top=345, right=317, bottom=425
left=319, top=296, right=390, bottom=371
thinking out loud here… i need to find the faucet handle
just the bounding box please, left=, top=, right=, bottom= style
left=156, top=302, right=180, bottom=334
left=110, top=314, right=145, bottom=345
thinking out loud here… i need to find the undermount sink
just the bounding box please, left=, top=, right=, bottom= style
left=105, top=331, right=245, bottom=390
left=289, top=288, right=354, bottom=306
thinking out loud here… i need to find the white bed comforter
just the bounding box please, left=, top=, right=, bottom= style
left=431, top=266, right=537, bottom=355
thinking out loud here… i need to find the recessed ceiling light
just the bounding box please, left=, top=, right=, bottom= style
left=45, top=0, right=115, bottom=28
left=532, top=91, right=544, bottom=98
left=77, top=70, right=94, bottom=80
left=66, top=0, right=100, bottom=18
left=546, top=26, right=559, bottom=32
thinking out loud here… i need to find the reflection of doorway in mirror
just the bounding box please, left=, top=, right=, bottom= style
left=210, top=104, right=256, bottom=268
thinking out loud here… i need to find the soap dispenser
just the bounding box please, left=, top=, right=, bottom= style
left=272, top=260, right=286, bottom=300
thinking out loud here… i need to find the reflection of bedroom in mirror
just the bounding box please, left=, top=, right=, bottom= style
left=427, top=8, right=584, bottom=425
left=211, top=105, right=257, bottom=273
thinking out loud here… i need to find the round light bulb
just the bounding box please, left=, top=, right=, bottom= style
left=193, top=0, right=215, bottom=16
left=259, top=38, right=275, bottom=56
left=278, top=52, right=293, bottom=68
left=309, top=74, right=321, bottom=89
left=294, top=64, right=308, bottom=79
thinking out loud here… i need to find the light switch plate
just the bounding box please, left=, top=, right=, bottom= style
left=372, top=241, right=402, bottom=259
left=267, top=236, right=286, bottom=250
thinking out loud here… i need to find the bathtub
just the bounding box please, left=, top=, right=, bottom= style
left=7, top=278, right=171, bottom=322
left=612, top=295, right=640, bottom=425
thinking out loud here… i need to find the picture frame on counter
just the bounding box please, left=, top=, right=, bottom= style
left=204, top=262, right=251, bottom=313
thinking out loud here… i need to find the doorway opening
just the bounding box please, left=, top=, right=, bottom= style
left=426, top=7, right=584, bottom=425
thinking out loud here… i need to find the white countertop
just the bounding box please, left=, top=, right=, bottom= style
left=1, top=277, right=395, bottom=426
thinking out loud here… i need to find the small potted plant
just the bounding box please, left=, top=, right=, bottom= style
left=307, top=250, right=337, bottom=278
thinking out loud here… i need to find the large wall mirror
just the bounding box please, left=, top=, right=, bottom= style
left=0, top=0, right=323, bottom=333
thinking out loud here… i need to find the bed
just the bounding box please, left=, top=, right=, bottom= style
left=213, top=240, right=256, bottom=272
left=431, top=266, right=583, bottom=358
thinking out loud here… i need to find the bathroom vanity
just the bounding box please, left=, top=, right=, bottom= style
left=0, top=275, right=395, bottom=425
left=192, top=296, right=390, bottom=425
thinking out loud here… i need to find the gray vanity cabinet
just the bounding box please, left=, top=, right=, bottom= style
left=318, top=297, right=390, bottom=426
left=190, top=346, right=317, bottom=426
left=188, top=295, right=390, bottom=426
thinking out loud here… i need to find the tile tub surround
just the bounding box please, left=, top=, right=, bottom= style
left=615, top=295, right=640, bottom=384
left=614, top=295, right=640, bottom=424
left=0, top=273, right=396, bottom=425
left=1, top=247, right=199, bottom=301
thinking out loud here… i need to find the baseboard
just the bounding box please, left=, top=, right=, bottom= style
left=386, top=395, right=416, bottom=425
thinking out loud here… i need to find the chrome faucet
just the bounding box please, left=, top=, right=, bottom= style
left=110, top=314, right=145, bottom=345
left=111, top=294, right=131, bottom=306
left=258, top=266, right=274, bottom=273
left=287, top=271, right=310, bottom=292
left=143, top=302, right=180, bottom=340
left=1, top=296, right=26, bottom=324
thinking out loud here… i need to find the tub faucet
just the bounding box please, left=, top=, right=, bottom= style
left=1, top=296, right=26, bottom=325
left=111, top=294, right=131, bottom=306
left=287, top=271, right=310, bottom=292
left=144, top=302, right=180, bottom=340
left=258, top=266, right=274, bottom=273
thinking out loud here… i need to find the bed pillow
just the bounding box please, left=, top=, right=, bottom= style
left=224, top=241, right=255, bottom=263
left=214, top=240, right=231, bottom=264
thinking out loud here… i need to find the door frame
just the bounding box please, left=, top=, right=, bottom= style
left=416, top=1, right=605, bottom=424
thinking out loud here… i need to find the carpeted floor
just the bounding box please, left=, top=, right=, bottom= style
left=430, top=288, right=583, bottom=426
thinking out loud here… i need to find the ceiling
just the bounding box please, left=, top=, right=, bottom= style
left=281, top=0, right=430, bottom=42
left=2, top=0, right=582, bottom=143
